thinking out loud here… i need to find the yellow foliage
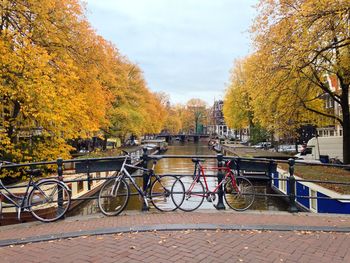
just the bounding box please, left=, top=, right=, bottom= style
left=0, top=0, right=167, bottom=165
left=224, top=0, right=350, bottom=139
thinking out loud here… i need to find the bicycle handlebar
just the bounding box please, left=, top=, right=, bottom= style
left=121, top=150, right=130, bottom=156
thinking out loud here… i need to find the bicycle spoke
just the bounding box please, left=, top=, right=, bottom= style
left=175, top=175, right=205, bottom=212
left=98, top=177, right=129, bottom=216
left=224, top=177, right=255, bottom=211
left=150, top=175, right=182, bottom=212
left=29, top=180, right=71, bottom=222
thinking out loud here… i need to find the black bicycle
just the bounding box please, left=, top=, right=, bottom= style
left=98, top=152, right=185, bottom=216
left=0, top=162, right=71, bottom=222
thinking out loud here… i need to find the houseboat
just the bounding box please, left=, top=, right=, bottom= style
left=141, top=139, right=168, bottom=154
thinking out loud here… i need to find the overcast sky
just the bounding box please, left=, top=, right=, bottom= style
left=84, top=0, right=258, bottom=105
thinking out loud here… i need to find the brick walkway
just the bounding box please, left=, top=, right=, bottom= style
left=1, top=211, right=350, bottom=262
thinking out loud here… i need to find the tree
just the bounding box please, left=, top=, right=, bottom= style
left=223, top=59, right=253, bottom=132
left=186, top=99, right=208, bottom=134
left=106, top=62, right=166, bottom=140
left=0, top=0, right=166, bottom=164
left=0, top=0, right=112, bottom=162
left=251, top=0, right=350, bottom=163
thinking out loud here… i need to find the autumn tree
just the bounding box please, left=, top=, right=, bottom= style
left=0, top=0, right=166, bottom=164
left=0, top=0, right=111, bottom=162
left=223, top=59, right=253, bottom=134
left=106, top=62, right=166, bottom=140
left=154, top=93, right=183, bottom=134
left=186, top=99, right=208, bottom=134
left=250, top=0, right=350, bottom=163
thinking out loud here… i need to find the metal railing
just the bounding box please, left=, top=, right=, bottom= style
left=2, top=149, right=350, bottom=214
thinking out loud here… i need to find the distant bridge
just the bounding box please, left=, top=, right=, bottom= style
left=156, top=134, right=210, bottom=143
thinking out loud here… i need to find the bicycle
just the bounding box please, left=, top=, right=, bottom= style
left=171, top=158, right=255, bottom=211
left=98, top=151, right=185, bottom=216
left=0, top=162, right=71, bottom=222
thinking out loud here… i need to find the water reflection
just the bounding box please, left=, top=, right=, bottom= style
left=68, top=141, right=288, bottom=217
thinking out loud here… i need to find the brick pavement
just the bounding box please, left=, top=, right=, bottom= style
left=1, top=211, right=350, bottom=262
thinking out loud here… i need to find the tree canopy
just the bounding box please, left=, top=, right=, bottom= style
left=223, top=0, right=350, bottom=163
left=0, top=0, right=166, bottom=163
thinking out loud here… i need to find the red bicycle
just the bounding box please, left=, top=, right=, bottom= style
left=172, top=158, right=255, bottom=211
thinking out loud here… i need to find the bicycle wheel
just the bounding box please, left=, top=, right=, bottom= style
left=29, top=180, right=71, bottom=222
left=98, top=177, right=130, bottom=216
left=150, top=175, right=184, bottom=212
left=224, top=176, right=255, bottom=211
left=173, top=175, right=205, bottom=212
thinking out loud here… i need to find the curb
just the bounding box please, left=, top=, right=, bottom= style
left=1, top=223, right=350, bottom=247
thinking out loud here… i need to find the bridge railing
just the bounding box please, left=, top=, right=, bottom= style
left=1, top=150, right=350, bottom=215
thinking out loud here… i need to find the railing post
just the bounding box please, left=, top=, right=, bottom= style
left=86, top=160, right=91, bottom=191
left=288, top=158, right=298, bottom=213
left=216, top=153, right=225, bottom=210
left=267, top=160, right=273, bottom=179
left=142, top=147, right=150, bottom=211
left=57, top=158, right=63, bottom=180
left=57, top=158, right=64, bottom=215
left=236, top=157, right=241, bottom=176
left=268, top=160, right=275, bottom=180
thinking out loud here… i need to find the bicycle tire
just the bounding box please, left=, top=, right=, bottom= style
left=29, top=179, right=71, bottom=222
left=150, top=175, right=184, bottom=212
left=98, top=177, right=130, bottom=216
left=224, top=176, right=255, bottom=211
left=173, top=175, right=205, bottom=212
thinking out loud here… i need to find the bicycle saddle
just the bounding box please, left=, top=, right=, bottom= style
left=191, top=158, right=205, bottom=163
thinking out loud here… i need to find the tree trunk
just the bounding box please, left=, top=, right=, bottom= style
left=341, top=83, right=350, bottom=164
left=343, top=120, right=350, bottom=164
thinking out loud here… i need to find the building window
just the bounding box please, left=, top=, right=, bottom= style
left=325, top=95, right=334, bottom=109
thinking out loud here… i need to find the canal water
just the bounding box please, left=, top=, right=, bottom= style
left=68, top=141, right=288, bottom=217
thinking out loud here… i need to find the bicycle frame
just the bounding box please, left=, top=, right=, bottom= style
left=112, top=155, right=159, bottom=207
left=0, top=175, right=51, bottom=220
left=189, top=161, right=237, bottom=197
left=0, top=178, right=34, bottom=212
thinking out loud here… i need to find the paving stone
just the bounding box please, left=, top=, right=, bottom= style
left=1, top=211, right=350, bottom=262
